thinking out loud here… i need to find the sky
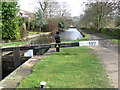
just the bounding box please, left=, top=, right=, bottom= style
left=18, top=0, right=87, bottom=17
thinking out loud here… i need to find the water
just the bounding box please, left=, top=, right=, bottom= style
left=2, top=34, right=54, bottom=80
left=24, top=49, right=33, bottom=57
left=24, top=34, right=54, bottom=56
left=60, top=28, right=83, bottom=41
left=24, top=28, right=83, bottom=56
left=30, top=34, right=54, bottom=45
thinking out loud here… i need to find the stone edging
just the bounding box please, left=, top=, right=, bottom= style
left=0, top=54, right=49, bottom=89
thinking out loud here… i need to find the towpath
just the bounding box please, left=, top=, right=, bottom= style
left=88, top=33, right=119, bottom=88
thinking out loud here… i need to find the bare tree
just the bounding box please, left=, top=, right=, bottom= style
left=37, top=0, right=71, bottom=18
left=79, top=0, right=118, bottom=31
left=38, top=0, right=50, bottom=17
left=58, top=2, right=71, bottom=17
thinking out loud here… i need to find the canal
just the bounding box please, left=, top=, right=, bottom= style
left=60, top=28, right=83, bottom=41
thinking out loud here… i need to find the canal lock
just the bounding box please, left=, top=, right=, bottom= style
left=1, top=34, right=54, bottom=80
left=1, top=29, right=84, bottom=80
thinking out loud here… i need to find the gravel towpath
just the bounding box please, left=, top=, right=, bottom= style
left=88, top=34, right=119, bottom=88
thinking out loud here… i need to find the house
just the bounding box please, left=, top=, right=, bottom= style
left=18, top=9, right=35, bottom=30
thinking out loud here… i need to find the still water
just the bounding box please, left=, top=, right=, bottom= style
left=24, top=28, right=83, bottom=56
left=24, top=34, right=54, bottom=57
left=60, top=28, right=83, bottom=41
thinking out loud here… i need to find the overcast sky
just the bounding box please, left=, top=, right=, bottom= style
left=18, top=0, right=87, bottom=17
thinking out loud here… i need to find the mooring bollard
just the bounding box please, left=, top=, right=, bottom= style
left=40, top=81, right=46, bottom=89
left=56, top=44, right=60, bottom=52
left=54, top=31, right=61, bottom=52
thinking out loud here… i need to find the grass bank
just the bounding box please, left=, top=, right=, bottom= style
left=2, top=31, right=40, bottom=47
left=97, top=33, right=119, bottom=44
left=2, top=41, right=28, bottom=46
left=18, top=46, right=111, bottom=88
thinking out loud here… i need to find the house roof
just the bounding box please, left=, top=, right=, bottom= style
left=19, top=9, right=35, bottom=18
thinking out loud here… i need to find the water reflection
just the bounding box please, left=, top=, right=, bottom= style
left=24, top=49, right=33, bottom=57
left=24, top=34, right=54, bottom=56
left=60, top=28, right=83, bottom=41
left=30, top=34, right=54, bottom=45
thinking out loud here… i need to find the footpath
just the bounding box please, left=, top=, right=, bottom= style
left=88, top=33, right=119, bottom=88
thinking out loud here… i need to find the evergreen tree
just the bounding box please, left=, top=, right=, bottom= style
left=2, top=2, right=20, bottom=40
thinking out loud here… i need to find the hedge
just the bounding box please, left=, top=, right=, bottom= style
left=101, top=28, right=120, bottom=38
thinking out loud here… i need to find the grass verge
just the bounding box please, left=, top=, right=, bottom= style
left=97, top=33, right=119, bottom=44
left=27, top=31, right=40, bottom=36
left=2, top=31, right=39, bottom=46
left=18, top=46, right=111, bottom=88
left=2, top=41, right=28, bottom=46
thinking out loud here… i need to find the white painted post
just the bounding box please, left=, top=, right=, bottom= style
left=40, top=81, right=46, bottom=89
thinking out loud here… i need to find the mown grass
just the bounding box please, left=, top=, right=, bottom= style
left=18, top=46, right=111, bottom=88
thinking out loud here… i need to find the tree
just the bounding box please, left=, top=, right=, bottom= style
left=57, top=2, right=71, bottom=17
left=115, top=1, right=120, bottom=27
left=54, top=16, right=68, bottom=31
left=37, top=0, right=71, bottom=18
left=79, top=0, right=118, bottom=31
left=34, top=9, right=47, bottom=32
left=2, top=2, right=20, bottom=40
left=38, top=0, right=49, bottom=17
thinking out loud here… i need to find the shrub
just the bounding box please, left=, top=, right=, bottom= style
left=30, top=20, right=35, bottom=31
left=101, top=28, right=120, bottom=38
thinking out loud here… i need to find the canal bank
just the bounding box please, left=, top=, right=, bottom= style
left=1, top=32, right=53, bottom=81
left=2, top=32, right=51, bottom=48
left=1, top=28, right=83, bottom=81
left=16, top=31, right=118, bottom=88
left=0, top=48, right=55, bottom=89
left=0, top=28, right=88, bottom=88
left=17, top=46, right=111, bottom=88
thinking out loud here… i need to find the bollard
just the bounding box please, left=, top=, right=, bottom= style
left=56, top=44, right=60, bottom=52
left=40, top=81, right=46, bottom=89
left=54, top=31, right=61, bottom=52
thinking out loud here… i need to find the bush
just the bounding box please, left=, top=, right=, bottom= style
left=101, top=28, right=120, bottom=38
left=30, top=20, right=35, bottom=31
left=43, top=18, right=58, bottom=33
